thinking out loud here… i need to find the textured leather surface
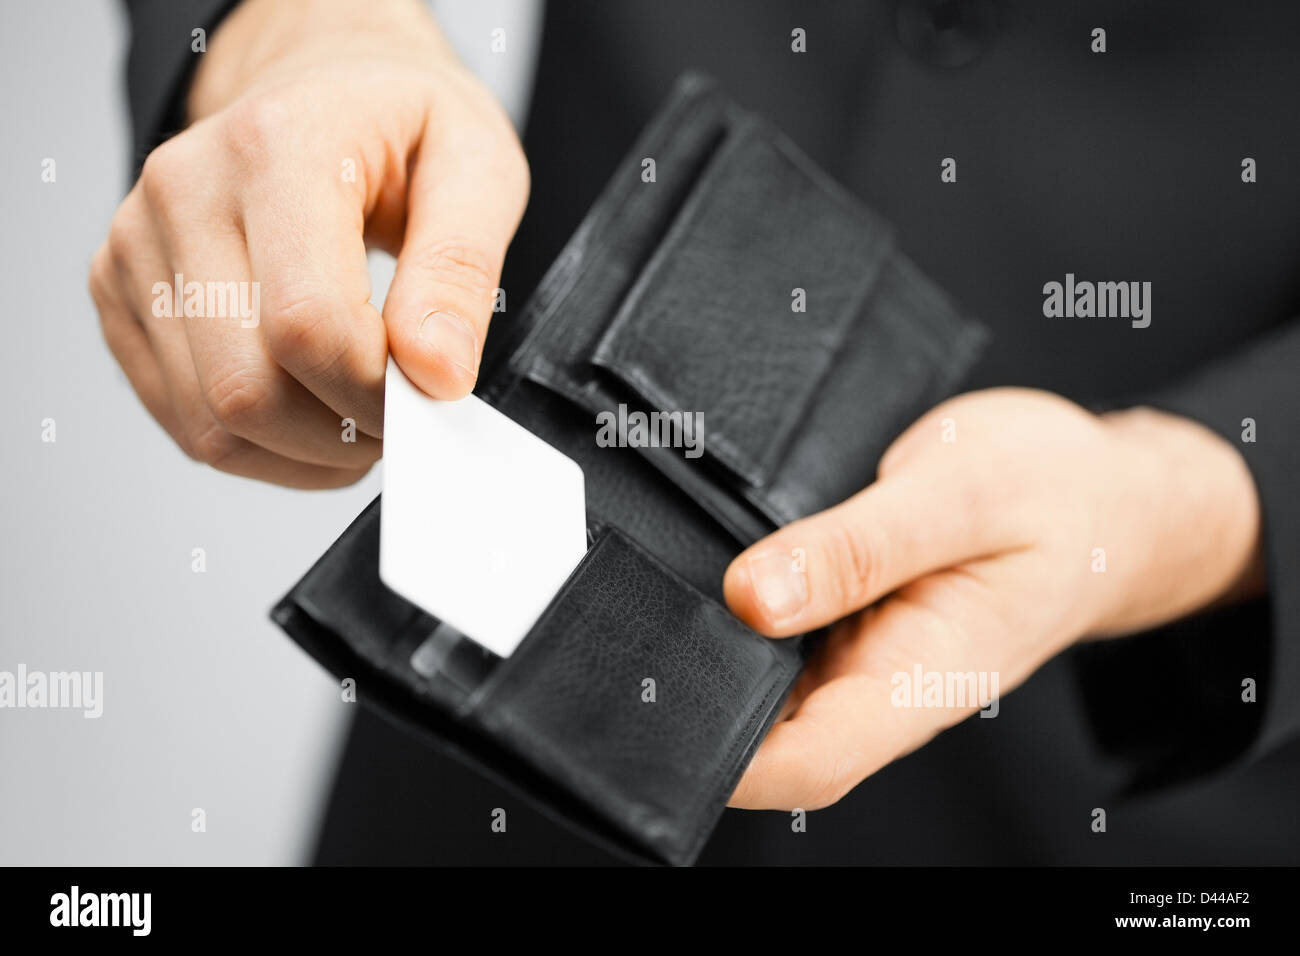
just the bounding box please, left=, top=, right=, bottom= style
left=761, top=253, right=987, bottom=522
left=591, top=116, right=893, bottom=488
left=467, top=528, right=800, bottom=865
left=271, top=500, right=676, bottom=864
left=271, top=74, right=986, bottom=866
left=498, top=73, right=983, bottom=534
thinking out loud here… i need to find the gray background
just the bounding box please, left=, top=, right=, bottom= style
left=0, top=0, right=539, bottom=864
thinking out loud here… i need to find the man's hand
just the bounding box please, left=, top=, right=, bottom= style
left=89, top=0, right=528, bottom=486
left=723, top=388, right=1264, bottom=810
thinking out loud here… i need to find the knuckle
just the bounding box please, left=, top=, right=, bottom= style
left=264, top=291, right=348, bottom=376
left=87, top=246, right=113, bottom=307
left=413, top=239, right=500, bottom=301
left=823, top=521, right=881, bottom=608
left=220, top=94, right=292, bottom=165
left=105, top=209, right=142, bottom=274
left=186, top=419, right=242, bottom=469
left=204, top=367, right=271, bottom=432
left=139, top=137, right=196, bottom=208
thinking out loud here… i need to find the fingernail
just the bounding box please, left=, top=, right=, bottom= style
left=745, top=549, right=808, bottom=625
left=417, top=310, right=478, bottom=377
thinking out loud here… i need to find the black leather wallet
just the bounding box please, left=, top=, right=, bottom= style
left=272, top=74, right=987, bottom=866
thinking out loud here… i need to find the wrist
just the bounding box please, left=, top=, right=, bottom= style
left=188, top=0, right=450, bottom=121
left=1090, top=406, right=1264, bottom=636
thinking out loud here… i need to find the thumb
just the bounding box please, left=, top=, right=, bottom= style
left=723, top=468, right=1004, bottom=637
left=383, top=116, right=529, bottom=400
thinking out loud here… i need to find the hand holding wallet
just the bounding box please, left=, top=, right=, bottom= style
left=272, top=74, right=987, bottom=865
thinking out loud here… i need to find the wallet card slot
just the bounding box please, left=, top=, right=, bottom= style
left=495, top=378, right=751, bottom=596
left=495, top=77, right=971, bottom=539
left=278, top=498, right=508, bottom=715
left=464, top=524, right=801, bottom=865
left=492, top=74, right=734, bottom=409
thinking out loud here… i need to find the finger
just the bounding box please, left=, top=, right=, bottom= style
left=164, top=223, right=383, bottom=468
left=728, top=672, right=906, bottom=811
left=110, top=193, right=373, bottom=487
left=723, top=468, right=1017, bottom=637
left=382, top=112, right=528, bottom=399
left=90, top=242, right=183, bottom=442
left=107, top=189, right=219, bottom=461
left=241, top=166, right=388, bottom=437
left=728, top=594, right=995, bottom=810
left=190, top=447, right=373, bottom=489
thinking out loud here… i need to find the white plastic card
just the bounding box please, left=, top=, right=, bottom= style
left=379, top=359, right=588, bottom=658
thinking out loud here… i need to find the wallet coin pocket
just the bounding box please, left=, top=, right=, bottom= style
left=463, top=523, right=801, bottom=865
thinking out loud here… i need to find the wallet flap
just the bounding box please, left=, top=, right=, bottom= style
left=590, top=116, right=895, bottom=487
left=753, top=253, right=988, bottom=524
left=495, top=74, right=982, bottom=537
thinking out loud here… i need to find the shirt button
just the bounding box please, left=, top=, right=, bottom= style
left=894, top=0, right=999, bottom=69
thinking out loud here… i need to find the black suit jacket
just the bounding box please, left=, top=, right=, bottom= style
left=122, top=0, right=1300, bottom=864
